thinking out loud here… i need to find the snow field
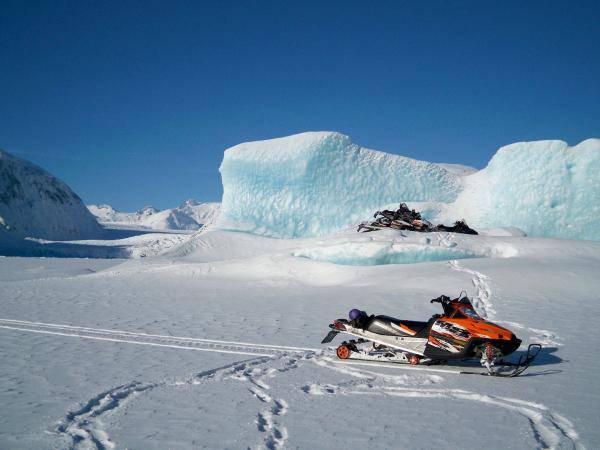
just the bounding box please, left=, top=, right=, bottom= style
left=0, top=229, right=599, bottom=448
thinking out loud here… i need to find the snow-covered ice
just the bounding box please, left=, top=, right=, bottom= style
left=1, top=228, right=599, bottom=449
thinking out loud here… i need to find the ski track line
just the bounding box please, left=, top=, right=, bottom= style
left=310, top=357, right=584, bottom=450
left=0, top=324, right=276, bottom=357
left=447, top=260, right=561, bottom=347
left=0, top=318, right=318, bottom=352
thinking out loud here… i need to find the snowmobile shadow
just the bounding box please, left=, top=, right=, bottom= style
left=508, top=346, right=563, bottom=377
left=526, top=346, right=562, bottom=367
left=441, top=346, right=562, bottom=376
left=517, top=369, right=562, bottom=377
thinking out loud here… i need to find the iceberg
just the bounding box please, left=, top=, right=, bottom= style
left=217, top=132, right=599, bottom=241
left=218, top=132, right=462, bottom=237
left=446, top=139, right=600, bottom=241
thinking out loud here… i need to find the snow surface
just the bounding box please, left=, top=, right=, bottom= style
left=444, top=139, right=600, bottom=241
left=1, top=229, right=599, bottom=448
left=218, top=132, right=462, bottom=237
left=88, top=200, right=220, bottom=231
left=0, top=149, right=102, bottom=241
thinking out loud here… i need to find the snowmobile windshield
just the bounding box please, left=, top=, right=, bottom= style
left=461, top=306, right=481, bottom=319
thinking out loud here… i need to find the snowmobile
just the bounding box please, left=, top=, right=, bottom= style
left=433, top=220, right=478, bottom=235
left=321, top=294, right=541, bottom=377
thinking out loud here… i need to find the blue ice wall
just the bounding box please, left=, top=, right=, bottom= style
left=449, top=139, right=600, bottom=241
left=218, top=133, right=599, bottom=241
left=218, top=132, right=462, bottom=237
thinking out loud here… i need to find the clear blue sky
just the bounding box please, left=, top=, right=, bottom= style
left=1, top=0, right=599, bottom=211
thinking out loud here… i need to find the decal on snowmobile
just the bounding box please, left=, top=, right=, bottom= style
left=427, top=334, right=461, bottom=353
left=431, top=320, right=471, bottom=340
left=390, top=322, right=417, bottom=335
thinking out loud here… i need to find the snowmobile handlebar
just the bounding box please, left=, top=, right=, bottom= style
left=430, top=295, right=452, bottom=304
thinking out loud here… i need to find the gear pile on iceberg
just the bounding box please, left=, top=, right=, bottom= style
left=357, top=203, right=478, bottom=235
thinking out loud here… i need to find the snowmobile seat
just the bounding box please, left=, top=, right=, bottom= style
left=366, top=315, right=431, bottom=337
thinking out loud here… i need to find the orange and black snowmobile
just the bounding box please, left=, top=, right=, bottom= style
left=321, top=294, right=541, bottom=377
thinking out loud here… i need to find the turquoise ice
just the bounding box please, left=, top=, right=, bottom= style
left=449, top=139, right=600, bottom=241
left=218, top=132, right=462, bottom=238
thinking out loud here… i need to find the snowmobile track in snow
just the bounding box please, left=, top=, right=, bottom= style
left=0, top=317, right=577, bottom=448
left=448, top=259, right=495, bottom=318
left=52, top=354, right=297, bottom=450
left=0, top=318, right=319, bottom=358
left=311, top=357, right=584, bottom=450
left=447, top=260, right=562, bottom=346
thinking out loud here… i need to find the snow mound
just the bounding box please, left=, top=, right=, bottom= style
left=446, top=139, right=600, bottom=241
left=435, top=163, right=478, bottom=177
left=218, top=132, right=462, bottom=237
left=480, top=227, right=527, bottom=237
left=175, top=200, right=220, bottom=226
left=293, top=242, right=479, bottom=266
left=0, top=149, right=102, bottom=241
left=88, top=204, right=136, bottom=223
left=140, top=207, right=203, bottom=231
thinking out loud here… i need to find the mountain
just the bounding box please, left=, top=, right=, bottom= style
left=0, top=149, right=103, bottom=241
left=87, top=200, right=220, bottom=231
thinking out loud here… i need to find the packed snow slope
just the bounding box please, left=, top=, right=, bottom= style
left=217, top=133, right=599, bottom=241
left=445, top=139, right=600, bottom=241
left=0, top=149, right=102, bottom=241
left=218, top=132, right=462, bottom=237
left=88, top=200, right=220, bottom=231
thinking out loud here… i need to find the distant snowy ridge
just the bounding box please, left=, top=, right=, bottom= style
left=0, top=149, right=102, bottom=241
left=218, top=132, right=462, bottom=237
left=216, top=132, right=599, bottom=241
left=88, top=200, right=220, bottom=231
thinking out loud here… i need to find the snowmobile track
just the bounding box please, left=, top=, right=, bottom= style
left=53, top=354, right=296, bottom=450
left=0, top=318, right=319, bottom=358
left=447, top=260, right=562, bottom=346
left=0, top=318, right=577, bottom=448
left=312, top=357, right=583, bottom=450
left=448, top=259, right=495, bottom=318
